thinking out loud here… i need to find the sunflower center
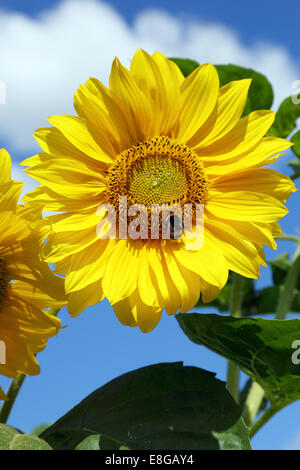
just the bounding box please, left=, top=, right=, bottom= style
left=107, top=136, right=208, bottom=210
left=128, top=155, right=189, bottom=206
left=0, top=258, right=7, bottom=307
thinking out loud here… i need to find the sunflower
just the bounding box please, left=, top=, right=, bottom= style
left=22, top=50, right=296, bottom=333
left=0, top=149, right=66, bottom=398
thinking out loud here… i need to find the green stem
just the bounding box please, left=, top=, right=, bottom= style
left=243, top=381, right=265, bottom=426
left=0, top=374, right=26, bottom=424
left=226, top=273, right=245, bottom=402
left=278, top=234, right=300, bottom=244
left=226, top=362, right=240, bottom=402
left=275, top=243, right=300, bottom=319
left=245, top=240, right=300, bottom=434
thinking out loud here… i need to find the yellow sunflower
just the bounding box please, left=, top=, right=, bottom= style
left=0, top=149, right=66, bottom=397
left=22, top=50, right=296, bottom=333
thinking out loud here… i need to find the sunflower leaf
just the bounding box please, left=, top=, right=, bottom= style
left=269, top=252, right=291, bottom=285
left=197, top=260, right=300, bottom=316
left=214, top=64, right=274, bottom=114
left=288, top=158, right=300, bottom=180
left=176, top=314, right=300, bottom=411
left=170, top=59, right=274, bottom=115
left=268, top=96, right=300, bottom=138
left=288, top=130, right=300, bottom=179
left=169, top=57, right=200, bottom=77
left=40, top=362, right=251, bottom=450
left=254, top=285, right=300, bottom=315
left=291, top=130, right=300, bottom=158
left=197, top=272, right=257, bottom=315
left=0, top=424, right=52, bottom=450
left=75, top=434, right=101, bottom=450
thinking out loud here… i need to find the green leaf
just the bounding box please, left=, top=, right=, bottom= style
left=203, top=255, right=298, bottom=316
left=291, top=130, right=300, bottom=159
left=269, top=252, right=291, bottom=286
left=292, top=291, right=300, bottom=312
left=177, top=314, right=300, bottom=411
left=41, top=362, right=251, bottom=450
left=169, top=58, right=199, bottom=77
left=255, top=286, right=280, bottom=314
left=213, top=417, right=251, bottom=450
left=197, top=272, right=256, bottom=315
left=170, top=59, right=273, bottom=114
left=0, top=424, right=52, bottom=450
left=288, top=158, right=300, bottom=180
left=75, top=434, right=100, bottom=450
left=245, top=285, right=300, bottom=315
left=215, top=64, right=274, bottom=114
left=269, top=253, right=300, bottom=290
left=32, top=423, right=51, bottom=436
left=268, top=96, right=300, bottom=138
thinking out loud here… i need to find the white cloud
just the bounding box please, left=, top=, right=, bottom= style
left=0, top=0, right=299, bottom=153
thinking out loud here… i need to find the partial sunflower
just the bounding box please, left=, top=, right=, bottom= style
left=22, top=50, right=296, bottom=333
left=0, top=149, right=66, bottom=399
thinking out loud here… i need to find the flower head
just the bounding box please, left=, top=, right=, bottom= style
left=23, top=50, right=296, bottom=332
left=0, top=149, right=66, bottom=397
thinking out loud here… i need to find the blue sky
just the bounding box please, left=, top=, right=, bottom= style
left=0, top=0, right=300, bottom=450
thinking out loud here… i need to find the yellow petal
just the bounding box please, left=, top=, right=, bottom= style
left=103, top=239, right=143, bottom=305
left=0, top=148, right=11, bottom=184
left=147, top=242, right=181, bottom=315
left=86, top=78, right=139, bottom=150
left=47, top=210, right=102, bottom=233
left=171, top=235, right=228, bottom=289
left=197, top=110, right=275, bottom=159
left=47, top=115, right=113, bottom=165
left=10, top=280, right=66, bottom=310
left=109, top=58, right=153, bottom=140
left=131, top=290, right=162, bottom=333
left=205, top=137, right=292, bottom=175
left=43, top=227, right=100, bottom=263
left=131, top=50, right=183, bottom=134
left=205, top=219, right=263, bottom=278
left=26, top=156, right=106, bottom=199
left=74, top=84, right=121, bottom=156
left=68, top=280, right=104, bottom=317
left=212, top=168, right=296, bottom=203
left=112, top=296, right=137, bottom=328
left=199, top=278, right=222, bottom=303
left=162, top=243, right=201, bottom=313
left=23, top=185, right=101, bottom=212
left=152, top=52, right=184, bottom=88
left=189, top=79, right=252, bottom=148
left=66, top=239, right=116, bottom=293
left=207, top=190, right=288, bottom=223
left=137, top=242, right=160, bottom=308
left=176, top=63, right=219, bottom=143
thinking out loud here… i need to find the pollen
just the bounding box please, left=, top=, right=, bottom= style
left=128, top=156, right=189, bottom=205
left=106, top=135, right=208, bottom=211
